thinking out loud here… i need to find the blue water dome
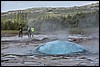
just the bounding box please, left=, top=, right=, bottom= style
left=34, top=40, right=86, bottom=55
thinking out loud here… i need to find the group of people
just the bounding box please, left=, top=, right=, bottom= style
left=18, top=24, right=35, bottom=37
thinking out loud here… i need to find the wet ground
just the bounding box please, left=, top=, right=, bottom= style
left=1, top=34, right=99, bottom=66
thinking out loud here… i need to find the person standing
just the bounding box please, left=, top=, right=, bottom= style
left=31, top=27, right=35, bottom=37
left=27, top=26, right=31, bottom=37
left=18, top=24, right=23, bottom=37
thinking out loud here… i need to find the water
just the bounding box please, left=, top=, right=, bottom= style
left=1, top=40, right=87, bottom=56
left=1, top=35, right=99, bottom=56
left=34, top=40, right=87, bottom=55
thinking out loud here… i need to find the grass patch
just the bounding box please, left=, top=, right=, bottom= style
left=1, top=30, right=19, bottom=34
left=1, top=30, right=41, bottom=35
left=68, top=28, right=84, bottom=34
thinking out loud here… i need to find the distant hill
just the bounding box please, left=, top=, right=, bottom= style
left=1, top=2, right=99, bottom=32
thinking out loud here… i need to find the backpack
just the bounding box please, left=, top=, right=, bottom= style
left=31, top=28, right=35, bottom=32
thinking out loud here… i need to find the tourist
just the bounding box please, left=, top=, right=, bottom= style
left=31, top=27, right=35, bottom=37
left=18, top=24, right=23, bottom=37
left=27, top=26, right=31, bottom=37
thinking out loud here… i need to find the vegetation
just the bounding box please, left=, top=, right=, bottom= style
left=68, top=28, right=84, bottom=34
left=1, top=2, right=99, bottom=33
left=1, top=30, right=18, bottom=34
left=1, top=13, right=27, bottom=30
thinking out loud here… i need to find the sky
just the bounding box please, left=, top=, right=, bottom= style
left=1, top=1, right=99, bottom=12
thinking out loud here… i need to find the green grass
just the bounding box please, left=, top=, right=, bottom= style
left=68, top=28, right=84, bottom=34
left=1, top=30, right=19, bottom=34
left=1, top=30, right=41, bottom=35
left=1, top=30, right=27, bottom=35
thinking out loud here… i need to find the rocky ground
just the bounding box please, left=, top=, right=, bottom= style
left=1, top=28, right=99, bottom=66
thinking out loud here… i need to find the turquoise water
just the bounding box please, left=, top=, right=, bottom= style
left=36, top=40, right=86, bottom=55
left=1, top=40, right=86, bottom=56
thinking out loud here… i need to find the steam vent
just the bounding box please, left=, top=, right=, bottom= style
left=34, top=40, right=86, bottom=55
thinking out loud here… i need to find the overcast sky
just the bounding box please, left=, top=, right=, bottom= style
left=1, top=1, right=99, bottom=12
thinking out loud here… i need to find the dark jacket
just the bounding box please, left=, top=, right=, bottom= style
left=19, top=26, right=23, bottom=32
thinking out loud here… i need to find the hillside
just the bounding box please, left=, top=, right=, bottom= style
left=1, top=2, right=99, bottom=32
